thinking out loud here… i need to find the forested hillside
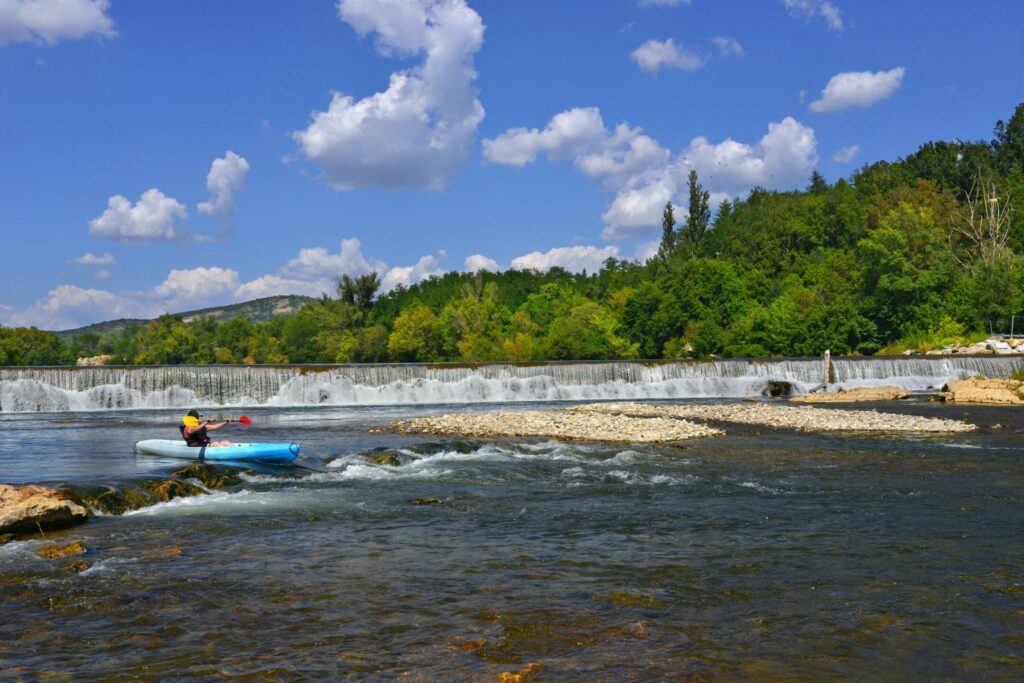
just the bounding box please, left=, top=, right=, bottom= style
left=4, top=104, right=1023, bottom=366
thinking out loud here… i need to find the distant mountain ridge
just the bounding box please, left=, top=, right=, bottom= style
left=53, top=295, right=315, bottom=339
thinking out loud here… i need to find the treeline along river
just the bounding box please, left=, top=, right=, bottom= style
left=2, top=358, right=1023, bottom=678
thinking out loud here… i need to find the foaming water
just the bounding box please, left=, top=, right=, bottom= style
left=4, top=356, right=1022, bottom=412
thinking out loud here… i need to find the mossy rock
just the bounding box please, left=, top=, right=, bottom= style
left=170, top=463, right=242, bottom=489
left=37, top=540, right=86, bottom=559
left=0, top=534, right=14, bottom=546
left=71, top=486, right=155, bottom=515
left=140, top=478, right=205, bottom=501
left=410, top=497, right=441, bottom=506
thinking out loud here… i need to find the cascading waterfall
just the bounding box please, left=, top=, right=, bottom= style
left=1, top=356, right=1021, bottom=413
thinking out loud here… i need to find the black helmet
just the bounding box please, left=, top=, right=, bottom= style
left=187, top=409, right=201, bottom=419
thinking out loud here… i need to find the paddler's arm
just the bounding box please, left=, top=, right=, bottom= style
left=203, top=420, right=230, bottom=431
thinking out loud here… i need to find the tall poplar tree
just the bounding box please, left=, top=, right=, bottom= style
left=684, top=170, right=711, bottom=249
left=657, top=201, right=677, bottom=260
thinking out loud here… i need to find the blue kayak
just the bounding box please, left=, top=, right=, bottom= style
left=135, top=439, right=299, bottom=464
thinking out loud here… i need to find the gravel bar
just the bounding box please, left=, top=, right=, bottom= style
left=389, top=409, right=724, bottom=443
left=571, top=402, right=976, bottom=433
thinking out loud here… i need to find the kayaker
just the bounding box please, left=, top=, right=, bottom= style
left=180, top=409, right=233, bottom=447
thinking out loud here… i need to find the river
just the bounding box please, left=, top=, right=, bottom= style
left=2, top=361, right=1023, bottom=678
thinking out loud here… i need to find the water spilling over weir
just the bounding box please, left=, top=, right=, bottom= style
left=1, top=356, right=1021, bottom=413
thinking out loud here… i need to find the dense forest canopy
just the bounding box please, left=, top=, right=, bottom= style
left=5, top=103, right=1024, bottom=366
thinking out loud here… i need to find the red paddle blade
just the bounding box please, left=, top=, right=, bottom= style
left=238, top=416, right=252, bottom=426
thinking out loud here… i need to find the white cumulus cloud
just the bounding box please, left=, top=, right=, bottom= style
left=511, top=245, right=620, bottom=273
left=782, top=0, right=843, bottom=31
left=486, top=109, right=818, bottom=242
left=197, top=151, right=250, bottom=229
left=151, top=267, right=241, bottom=310
left=832, top=144, right=860, bottom=163
left=810, top=67, right=905, bottom=113
left=234, top=275, right=328, bottom=301
left=711, top=36, right=744, bottom=57
left=69, top=251, right=116, bottom=266
left=282, top=237, right=385, bottom=282
left=484, top=107, right=668, bottom=187
left=3, top=238, right=461, bottom=329
left=88, top=189, right=189, bottom=243
left=292, top=0, right=485, bottom=191
left=381, top=251, right=447, bottom=290
left=464, top=254, right=499, bottom=272
left=6, top=285, right=157, bottom=330
left=0, top=0, right=116, bottom=47
left=631, top=38, right=704, bottom=73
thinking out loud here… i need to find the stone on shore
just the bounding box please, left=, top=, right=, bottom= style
left=941, top=377, right=1024, bottom=405
left=75, top=354, right=113, bottom=366
left=790, top=386, right=911, bottom=403
left=572, top=402, right=975, bottom=433
left=0, top=484, right=90, bottom=535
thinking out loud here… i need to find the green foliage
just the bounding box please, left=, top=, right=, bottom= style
left=684, top=170, right=711, bottom=250
left=388, top=303, right=444, bottom=362
left=0, top=327, right=69, bottom=365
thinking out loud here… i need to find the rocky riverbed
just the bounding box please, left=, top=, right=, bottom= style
left=790, top=386, right=912, bottom=403
left=389, top=400, right=976, bottom=443
left=390, top=409, right=724, bottom=443
left=574, top=402, right=976, bottom=433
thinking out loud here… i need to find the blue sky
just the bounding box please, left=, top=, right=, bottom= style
left=2, top=0, right=1023, bottom=330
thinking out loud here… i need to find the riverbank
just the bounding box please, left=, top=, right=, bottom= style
left=390, top=401, right=976, bottom=443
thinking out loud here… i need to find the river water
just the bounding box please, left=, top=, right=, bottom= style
left=2, top=398, right=1023, bottom=680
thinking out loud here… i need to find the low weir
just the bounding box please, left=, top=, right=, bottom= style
left=1, top=356, right=1021, bottom=413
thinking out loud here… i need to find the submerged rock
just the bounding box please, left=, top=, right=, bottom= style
left=367, top=452, right=403, bottom=467
left=941, top=377, right=1024, bottom=405
left=0, top=484, right=90, bottom=535
left=791, top=386, right=911, bottom=403
left=62, top=559, right=90, bottom=573
left=410, top=497, right=441, bottom=506
left=497, top=663, right=543, bottom=682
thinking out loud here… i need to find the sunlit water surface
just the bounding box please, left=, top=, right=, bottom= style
left=2, top=400, right=1023, bottom=679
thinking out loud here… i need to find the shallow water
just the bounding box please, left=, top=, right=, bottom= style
left=2, top=400, right=1024, bottom=679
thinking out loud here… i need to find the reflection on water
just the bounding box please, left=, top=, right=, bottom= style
left=2, top=401, right=1023, bottom=678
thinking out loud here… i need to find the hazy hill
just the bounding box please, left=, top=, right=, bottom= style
left=53, top=295, right=315, bottom=340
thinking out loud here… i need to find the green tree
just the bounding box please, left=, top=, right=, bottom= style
left=807, top=169, right=829, bottom=195
left=656, top=201, right=677, bottom=261
left=683, top=170, right=711, bottom=250
left=388, top=303, right=444, bottom=362
left=859, top=202, right=957, bottom=341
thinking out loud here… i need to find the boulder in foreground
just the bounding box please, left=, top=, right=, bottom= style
left=790, top=386, right=911, bottom=403
left=0, top=484, right=90, bottom=535
left=941, top=377, right=1024, bottom=405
